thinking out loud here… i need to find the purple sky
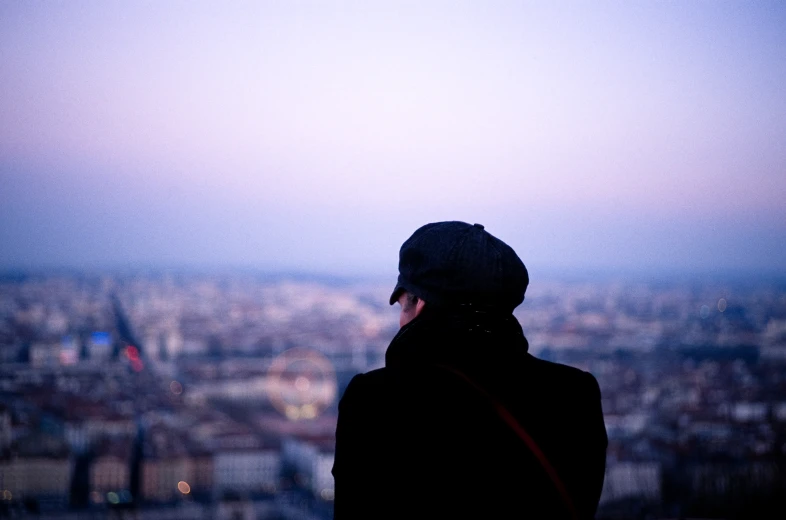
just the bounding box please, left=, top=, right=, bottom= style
left=1, top=1, right=785, bottom=277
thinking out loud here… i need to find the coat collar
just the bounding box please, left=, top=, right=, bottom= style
left=385, top=306, right=530, bottom=372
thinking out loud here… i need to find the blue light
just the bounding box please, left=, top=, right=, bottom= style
left=91, top=332, right=111, bottom=346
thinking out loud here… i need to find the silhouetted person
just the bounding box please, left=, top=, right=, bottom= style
left=333, top=221, right=607, bottom=519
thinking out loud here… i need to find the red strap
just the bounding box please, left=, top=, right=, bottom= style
left=436, top=365, right=579, bottom=520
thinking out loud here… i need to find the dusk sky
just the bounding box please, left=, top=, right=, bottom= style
left=1, top=1, right=785, bottom=278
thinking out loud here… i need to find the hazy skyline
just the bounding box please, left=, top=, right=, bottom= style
left=2, top=1, right=785, bottom=278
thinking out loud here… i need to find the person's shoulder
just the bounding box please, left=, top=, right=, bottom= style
left=338, top=367, right=408, bottom=419
left=343, top=366, right=403, bottom=394
left=528, top=354, right=588, bottom=377
left=340, top=367, right=394, bottom=400
left=526, top=354, right=601, bottom=392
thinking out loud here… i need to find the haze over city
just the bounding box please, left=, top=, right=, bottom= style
left=1, top=1, right=785, bottom=277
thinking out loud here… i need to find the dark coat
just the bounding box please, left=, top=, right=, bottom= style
left=333, top=307, right=608, bottom=519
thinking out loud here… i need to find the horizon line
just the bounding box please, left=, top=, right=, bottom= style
left=1, top=264, right=784, bottom=286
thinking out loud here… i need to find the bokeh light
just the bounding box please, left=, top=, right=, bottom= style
left=124, top=345, right=139, bottom=360
left=170, top=380, right=183, bottom=395
left=268, top=348, right=337, bottom=421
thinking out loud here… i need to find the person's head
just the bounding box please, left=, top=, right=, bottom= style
left=389, top=221, right=528, bottom=326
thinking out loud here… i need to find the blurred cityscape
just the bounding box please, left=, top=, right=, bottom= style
left=1, top=270, right=785, bottom=519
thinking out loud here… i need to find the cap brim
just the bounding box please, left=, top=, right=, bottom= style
left=389, top=283, right=406, bottom=305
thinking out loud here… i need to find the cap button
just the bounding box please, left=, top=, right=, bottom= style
left=473, top=223, right=484, bottom=230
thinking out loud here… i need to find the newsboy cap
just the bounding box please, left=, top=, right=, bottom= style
left=389, top=221, right=529, bottom=311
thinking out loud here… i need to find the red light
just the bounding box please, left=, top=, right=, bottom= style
left=125, top=346, right=139, bottom=360
left=131, top=359, right=144, bottom=372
